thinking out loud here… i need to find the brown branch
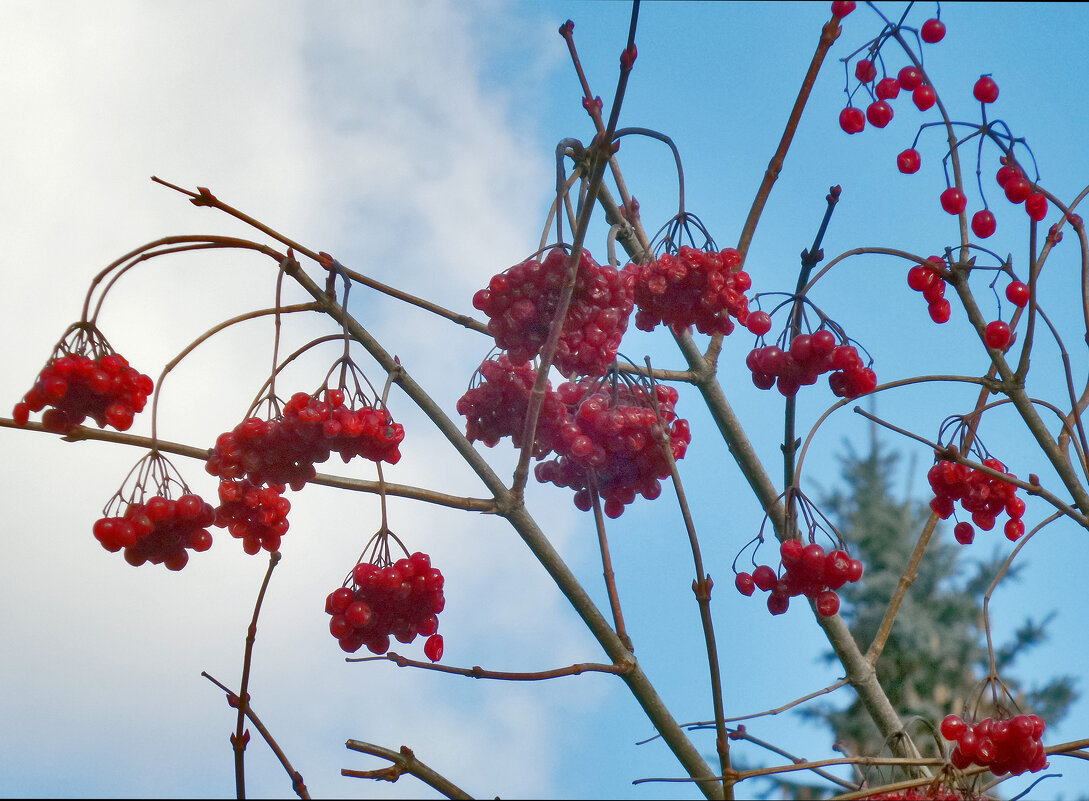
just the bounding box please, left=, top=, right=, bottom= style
left=201, top=672, right=310, bottom=800
left=343, top=741, right=473, bottom=800
left=346, top=652, right=631, bottom=680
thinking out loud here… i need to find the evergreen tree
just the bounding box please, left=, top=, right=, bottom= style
left=801, top=429, right=1077, bottom=789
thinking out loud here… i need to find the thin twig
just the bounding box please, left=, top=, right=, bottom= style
left=343, top=741, right=473, bottom=800
left=346, top=652, right=631, bottom=680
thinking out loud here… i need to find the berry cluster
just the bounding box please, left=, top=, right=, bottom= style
left=14, top=351, right=154, bottom=434
left=745, top=331, right=876, bottom=399
left=206, top=389, right=404, bottom=491
left=856, top=790, right=969, bottom=801
left=927, top=457, right=1026, bottom=543
left=906, top=256, right=952, bottom=324
left=214, top=478, right=291, bottom=554
left=93, top=493, right=215, bottom=570
left=456, top=355, right=568, bottom=457
left=472, top=247, right=634, bottom=377
left=624, top=246, right=753, bottom=336
left=838, top=27, right=943, bottom=136
left=995, top=157, right=1049, bottom=222
left=534, top=380, right=689, bottom=518
left=735, top=540, right=864, bottom=617
left=941, top=713, right=1048, bottom=775
left=325, top=551, right=445, bottom=660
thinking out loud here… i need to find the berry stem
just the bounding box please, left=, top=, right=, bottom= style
left=587, top=481, right=633, bottom=652
left=233, top=550, right=282, bottom=800
left=347, top=652, right=632, bottom=680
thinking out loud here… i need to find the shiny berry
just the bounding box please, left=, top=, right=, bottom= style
left=974, top=75, right=999, bottom=103
left=839, top=106, right=865, bottom=134
left=913, top=84, right=937, bottom=110
left=866, top=100, right=893, bottom=127
left=897, top=149, right=921, bottom=174
left=972, top=209, right=997, bottom=238
left=985, top=320, right=1012, bottom=350
left=921, top=18, right=946, bottom=43
left=1005, top=281, right=1030, bottom=308
left=940, top=187, right=967, bottom=214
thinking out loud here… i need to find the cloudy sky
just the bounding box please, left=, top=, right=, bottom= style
left=2, top=2, right=1088, bottom=799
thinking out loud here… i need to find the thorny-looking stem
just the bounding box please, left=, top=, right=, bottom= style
left=343, top=741, right=472, bottom=800
left=202, top=672, right=310, bottom=800
left=233, top=550, right=282, bottom=800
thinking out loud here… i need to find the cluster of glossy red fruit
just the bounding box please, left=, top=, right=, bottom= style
left=14, top=351, right=154, bottom=434
left=734, top=540, right=864, bottom=617
left=838, top=17, right=943, bottom=136
left=995, top=157, right=1049, bottom=223
left=93, top=493, right=216, bottom=570
left=941, top=713, right=1048, bottom=775
left=624, top=246, right=753, bottom=336
left=472, top=247, right=634, bottom=377
left=326, top=551, right=445, bottom=660
left=206, top=389, right=404, bottom=491
left=927, top=457, right=1026, bottom=543
left=213, top=478, right=291, bottom=554
left=906, top=256, right=952, bottom=324
left=534, top=381, right=689, bottom=518
left=744, top=330, right=876, bottom=399
left=856, top=789, right=971, bottom=801
left=456, top=355, right=568, bottom=457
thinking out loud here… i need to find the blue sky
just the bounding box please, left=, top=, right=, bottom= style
left=2, top=1, right=1088, bottom=798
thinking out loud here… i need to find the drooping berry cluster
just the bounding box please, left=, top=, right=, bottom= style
left=906, top=256, right=952, bottom=324
left=213, top=478, right=291, bottom=554
left=928, top=457, right=1026, bottom=543
left=855, top=789, right=971, bottom=801
left=995, top=157, right=1049, bottom=223
left=325, top=550, right=445, bottom=660
left=941, top=713, right=1048, bottom=775
left=455, top=354, right=568, bottom=457
left=745, top=330, right=876, bottom=399
left=14, top=350, right=154, bottom=434
left=534, top=380, right=689, bottom=518
left=93, top=493, right=215, bottom=571
left=472, top=247, right=634, bottom=377
left=623, top=246, right=753, bottom=336
left=206, top=389, right=404, bottom=491
left=734, top=539, right=864, bottom=617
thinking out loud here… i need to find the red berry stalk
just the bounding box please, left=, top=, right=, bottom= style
left=13, top=323, right=153, bottom=434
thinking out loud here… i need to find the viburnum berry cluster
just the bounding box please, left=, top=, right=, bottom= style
left=93, top=451, right=215, bottom=571
left=534, top=378, right=689, bottom=518
left=456, top=354, right=568, bottom=457
left=734, top=538, right=864, bottom=617
left=906, top=256, right=952, bottom=324
left=472, top=246, right=634, bottom=377
left=927, top=455, right=1026, bottom=544
left=745, top=328, right=876, bottom=399
left=941, top=713, right=1048, bottom=775
left=856, top=789, right=972, bottom=801
left=206, top=388, right=404, bottom=491
left=325, top=544, right=445, bottom=661
left=214, top=478, right=291, bottom=554
left=13, top=324, right=153, bottom=435
left=623, top=244, right=753, bottom=336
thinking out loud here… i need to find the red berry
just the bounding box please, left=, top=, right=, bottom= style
left=839, top=106, right=865, bottom=134
left=941, top=714, right=968, bottom=741
left=985, top=320, right=1012, bottom=350
left=875, top=77, right=901, bottom=100
left=735, top=572, right=756, bottom=597
left=1005, top=281, right=1030, bottom=307
left=897, top=148, right=921, bottom=174
left=898, top=66, right=923, bottom=90
left=1025, top=192, right=1048, bottom=221
left=928, top=299, right=951, bottom=324
left=921, top=18, right=946, bottom=43
left=1004, top=176, right=1032, bottom=204
left=974, top=75, right=999, bottom=103
left=746, top=310, right=772, bottom=336
left=940, top=187, right=967, bottom=214
left=913, top=84, right=937, bottom=111
left=866, top=100, right=894, bottom=128
left=424, top=634, right=444, bottom=662
left=971, top=209, right=997, bottom=238
left=855, top=58, right=877, bottom=83
left=831, top=0, right=855, bottom=17
left=1004, top=518, right=1026, bottom=541
left=752, top=564, right=777, bottom=592
left=954, top=521, right=975, bottom=544
left=816, top=590, right=841, bottom=617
